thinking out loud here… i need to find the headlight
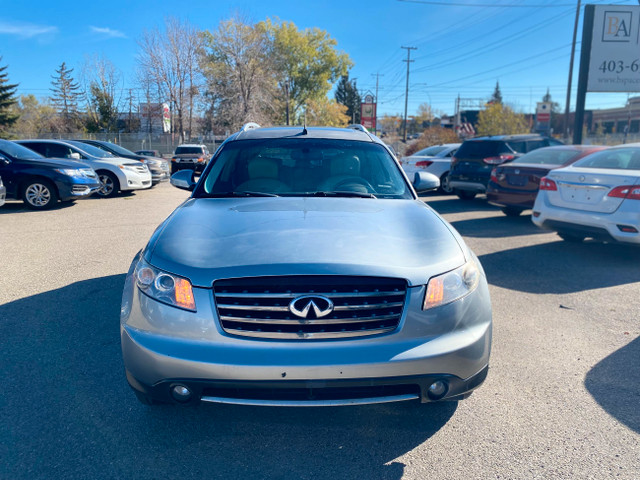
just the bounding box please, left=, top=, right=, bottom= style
left=423, top=259, right=480, bottom=310
left=134, top=258, right=196, bottom=311
left=55, top=168, right=84, bottom=177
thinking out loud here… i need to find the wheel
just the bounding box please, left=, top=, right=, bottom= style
left=96, top=171, right=119, bottom=198
left=438, top=172, right=454, bottom=194
left=558, top=233, right=585, bottom=243
left=501, top=207, right=524, bottom=217
left=22, top=179, right=58, bottom=210
left=456, top=190, right=476, bottom=200
left=134, top=390, right=166, bottom=406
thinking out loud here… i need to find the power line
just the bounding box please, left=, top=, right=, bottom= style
left=399, top=0, right=588, bottom=7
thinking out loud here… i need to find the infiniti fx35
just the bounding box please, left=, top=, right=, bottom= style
left=120, top=124, right=492, bottom=407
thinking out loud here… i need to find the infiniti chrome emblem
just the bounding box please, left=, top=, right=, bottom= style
left=289, top=295, right=334, bottom=319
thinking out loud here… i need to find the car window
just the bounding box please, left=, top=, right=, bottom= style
left=548, top=138, right=564, bottom=146
left=175, top=146, right=204, bottom=155
left=456, top=141, right=512, bottom=158
left=525, top=140, right=545, bottom=152
left=198, top=138, right=412, bottom=199
left=511, top=148, right=582, bottom=165
left=0, top=140, right=45, bottom=160
left=91, top=141, right=133, bottom=157
left=68, top=141, right=113, bottom=158
left=506, top=141, right=526, bottom=153
left=46, top=143, right=76, bottom=159
left=573, top=148, right=640, bottom=170
left=442, top=148, right=458, bottom=157
left=413, top=146, right=446, bottom=156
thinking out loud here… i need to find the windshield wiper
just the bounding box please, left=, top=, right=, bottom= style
left=204, top=191, right=280, bottom=198
left=310, top=191, right=377, bottom=199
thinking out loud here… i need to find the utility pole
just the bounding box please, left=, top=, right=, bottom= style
left=285, top=80, right=290, bottom=126
left=371, top=73, right=383, bottom=135
left=402, top=46, right=417, bottom=142
left=564, top=0, right=581, bottom=143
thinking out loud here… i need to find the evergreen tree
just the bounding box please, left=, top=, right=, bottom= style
left=50, top=62, right=82, bottom=131
left=334, top=75, right=361, bottom=124
left=490, top=81, right=503, bottom=105
left=0, top=59, right=19, bottom=134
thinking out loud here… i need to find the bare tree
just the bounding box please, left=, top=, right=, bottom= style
left=81, top=54, right=123, bottom=132
left=137, top=17, right=204, bottom=142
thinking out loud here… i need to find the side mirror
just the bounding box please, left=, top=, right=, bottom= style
left=170, top=169, right=196, bottom=191
left=0, top=154, right=10, bottom=165
left=413, top=171, right=440, bottom=192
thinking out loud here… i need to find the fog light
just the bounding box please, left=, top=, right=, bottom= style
left=171, top=385, right=192, bottom=402
left=427, top=380, right=448, bottom=400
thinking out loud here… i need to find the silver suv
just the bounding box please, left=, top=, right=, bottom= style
left=120, top=124, right=492, bottom=407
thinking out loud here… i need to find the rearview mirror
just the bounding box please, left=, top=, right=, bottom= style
left=170, top=169, right=196, bottom=191
left=413, top=172, right=440, bottom=192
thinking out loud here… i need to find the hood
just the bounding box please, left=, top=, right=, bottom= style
left=92, top=156, right=141, bottom=166
left=146, top=197, right=466, bottom=287
left=22, top=157, right=91, bottom=169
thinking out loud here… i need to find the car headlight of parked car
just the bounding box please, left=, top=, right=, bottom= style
left=134, top=258, right=196, bottom=311
left=55, top=168, right=86, bottom=177
left=423, top=258, right=481, bottom=310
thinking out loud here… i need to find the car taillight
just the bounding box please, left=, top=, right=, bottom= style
left=608, top=185, right=640, bottom=200
left=483, top=154, right=516, bottom=165
left=539, top=177, right=557, bottom=191
left=490, top=168, right=498, bottom=183
left=171, top=157, right=177, bottom=162
left=416, top=160, right=433, bottom=168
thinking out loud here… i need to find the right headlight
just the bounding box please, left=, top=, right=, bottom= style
left=423, top=259, right=480, bottom=310
left=134, top=258, right=196, bottom=311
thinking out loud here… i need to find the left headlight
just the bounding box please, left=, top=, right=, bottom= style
left=134, top=258, right=196, bottom=311
left=423, top=258, right=481, bottom=310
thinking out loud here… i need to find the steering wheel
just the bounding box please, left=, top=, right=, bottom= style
left=323, top=176, right=375, bottom=193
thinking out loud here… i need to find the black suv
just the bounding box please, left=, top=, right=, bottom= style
left=448, top=134, right=563, bottom=200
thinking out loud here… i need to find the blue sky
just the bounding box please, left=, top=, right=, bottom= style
left=1, top=0, right=637, bottom=117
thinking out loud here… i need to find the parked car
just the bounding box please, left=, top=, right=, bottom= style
left=17, top=139, right=152, bottom=198
left=171, top=144, right=210, bottom=174
left=0, top=139, right=101, bottom=209
left=76, top=140, right=169, bottom=185
left=449, top=134, right=563, bottom=200
left=120, top=123, right=492, bottom=407
left=401, top=143, right=461, bottom=194
left=486, top=145, right=606, bottom=216
left=0, top=175, right=6, bottom=208
left=135, top=149, right=163, bottom=158
left=532, top=144, right=640, bottom=244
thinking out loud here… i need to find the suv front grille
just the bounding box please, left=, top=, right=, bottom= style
left=213, top=276, right=407, bottom=340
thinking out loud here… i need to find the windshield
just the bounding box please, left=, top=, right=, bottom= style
left=413, top=146, right=446, bottom=157
left=511, top=147, right=581, bottom=166
left=197, top=138, right=412, bottom=199
left=67, top=141, right=114, bottom=158
left=0, top=139, right=45, bottom=160
left=456, top=140, right=513, bottom=158
left=94, top=141, right=134, bottom=156
left=573, top=147, right=640, bottom=170
left=175, top=146, right=204, bottom=155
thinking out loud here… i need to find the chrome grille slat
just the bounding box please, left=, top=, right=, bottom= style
left=220, top=313, right=400, bottom=325
left=213, top=276, right=407, bottom=341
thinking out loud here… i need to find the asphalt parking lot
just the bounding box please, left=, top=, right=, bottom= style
left=1, top=184, right=638, bottom=479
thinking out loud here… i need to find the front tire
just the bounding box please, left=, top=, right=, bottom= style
left=22, top=179, right=58, bottom=210
left=96, top=171, right=119, bottom=198
left=456, top=189, right=476, bottom=200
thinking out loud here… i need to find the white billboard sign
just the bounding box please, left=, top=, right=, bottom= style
left=587, top=5, right=640, bottom=92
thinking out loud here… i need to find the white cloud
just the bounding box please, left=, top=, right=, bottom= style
left=0, top=20, right=58, bottom=39
left=90, top=26, right=127, bottom=39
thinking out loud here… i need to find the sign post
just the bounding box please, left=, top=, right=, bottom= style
left=361, top=94, right=376, bottom=132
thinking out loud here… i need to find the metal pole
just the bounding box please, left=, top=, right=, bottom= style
left=574, top=4, right=595, bottom=145
left=564, top=0, right=582, bottom=142
left=401, top=46, right=417, bottom=142
left=372, top=73, right=383, bottom=135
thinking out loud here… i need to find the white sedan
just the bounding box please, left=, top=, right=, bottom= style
left=400, top=143, right=461, bottom=194
left=532, top=144, right=640, bottom=245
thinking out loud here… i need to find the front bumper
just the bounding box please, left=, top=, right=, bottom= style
left=119, top=169, right=153, bottom=191
left=172, top=161, right=206, bottom=173
left=58, top=179, right=102, bottom=201
left=532, top=193, right=640, bottom=244
left=121, top=275, right=492, bottom=406
left=486, top=186, right=536, bottom=209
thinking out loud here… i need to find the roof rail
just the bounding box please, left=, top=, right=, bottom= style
left=241, top=122, right=261, bottom=132
left=347, top=124, right=368, bottom=133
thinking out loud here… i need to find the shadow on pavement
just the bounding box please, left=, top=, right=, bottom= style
left=424, top=196, right=499, bottom=215
left=479, top=240, right=640, bottom=294
left=449, top=214, right=544, bottom=238
left=585, top=336, right=640, bottom=433
left=0, top=200, right=76, bottom=214
left=0, top=275, right=456, bottom=479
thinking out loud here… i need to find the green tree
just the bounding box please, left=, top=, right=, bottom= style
left=490, top=81, right=503, bottom=105
left=306, top=97, right=349, bottom=127
left=50, top=62, right=82, bottom=131
left=476, top=103, right=528, bottom=136
left=0, top=59, right=19, bottom=135
left=85, top=84, right=118, bottom=132
left=334, top=75, right=360, bottom=124
left=10, top=94, right=62, bottom=135
left=261, top=18, right=352, bottom=124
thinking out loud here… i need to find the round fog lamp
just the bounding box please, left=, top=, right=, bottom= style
left=136, top=267, right=154, bottom=287
left=427, top=380, right=448, bottom=400
left=171, top=385, right=192, bottom=402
